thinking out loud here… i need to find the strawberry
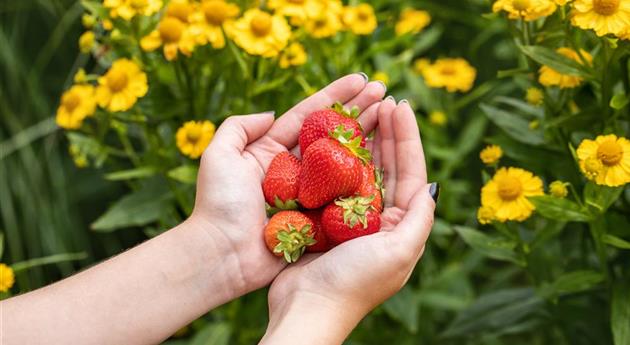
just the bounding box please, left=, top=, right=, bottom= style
left=303, top=209, right=329, bottom=253
left=355, top=162, right=385, bottom=213
left=298, top=125, right=372, bottom=209
left=298, top=102, right=365, bottom=156
left=264, top=210, right=316, bottom=263
left=321, top=195, right=381, bottom=246
left=262, top=152, right=301, bottom=213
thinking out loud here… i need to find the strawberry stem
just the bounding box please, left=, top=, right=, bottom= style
left=329, top=125, right=371, bottom=164
left=273, top=224, right=316, bottom=263
left=331, top=102, right=360, bottom=119
left=334, top=195, right=376, bottom=229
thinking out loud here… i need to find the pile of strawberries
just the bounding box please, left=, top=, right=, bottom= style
left=262, top=103, right=384, bottom=263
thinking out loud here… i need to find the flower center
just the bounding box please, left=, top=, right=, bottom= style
left=167, top=2, right=192, bottom=22
left=107, top=68, right=129, bottom=92
left=159, top=17, right=184, bottom=43
left=130, top=0, right=148, bottom=9
left=512, top=0, right=531, bottom=11
left=497, top=176, right=522, bottom=201
left=287, top=0, right=304, bottom=3
left=440, top=66, right=456, bottom=76
left=250, top=12, right=272, bottom=37
left=203, top=1, right=229, bottom=25
left=313, top=17, right=327, bottom=28
left=186, top=127, right=202, bottom=142
left=357, top=9, right=370, bottom=21
left=597, top=140, right=623, bottom=166
left=63, top=92, right=81, bottom=112
left=593, top=0, right=619, bottom=15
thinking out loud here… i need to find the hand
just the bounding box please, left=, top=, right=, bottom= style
left=261, top=97, right=437, bottom=345
left=189, top=74, right=386, bottom=296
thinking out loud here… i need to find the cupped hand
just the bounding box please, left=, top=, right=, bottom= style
left=189, top=74, right=386, bottom=294
left=267, top=97, right=437, bottom=320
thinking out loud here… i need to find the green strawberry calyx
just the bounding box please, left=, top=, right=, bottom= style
left=331, top=102, right=360, bottom=119
left=265, top=196, right=299, bottom=217
left=334, top=195, right=376, bottom=229
left=330, top=125, right=371, bottom=165
left=374, top=167, right=385, bottom=208
left=273, top=223, right=316, bottom=263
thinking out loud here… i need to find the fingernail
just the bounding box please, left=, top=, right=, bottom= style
left=357, top=72, right=368, bottom=81
left=429, top=182, right=440, bottom=203
left=385, top=95, right=395, bottom=102
left=260, top=110, right=276, bottom=116
left=398, top=99, right=409, bottom=105
left=375, top=80, right=387, bottom=92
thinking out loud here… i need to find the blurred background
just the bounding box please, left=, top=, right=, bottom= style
left=1, top=0, right=625, bottom=344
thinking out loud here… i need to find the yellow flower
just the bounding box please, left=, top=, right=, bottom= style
left=525, top=87, right=544, bottom=105
left=189, top=0, right=240, bottom=49
left=176, top=120, right=216, bottom=159
left=82, top=14, right=96, bottom=28
left=56, top=84, right=97, bottom=130
left=529, top=119, right=540, bottom=129
left=279, top=42, right=307, bottom=68
left=429, top=111, right=448, bottom=126
left=481, top=167, right=544, bottom=222
left=73, top=68, right=88, bottom=84
left=102, top=19, right=114, bottom=31
left=103, top=0, right=162, bottom=20
left=549, top=180, right=569, bottom=198
left=538, top=47, right=592, bottom=88
left=96, top=59, right=148, bottom=112
left=571, top=0, right=630, bottom=37
left=166, top=0, right=194, bottom=22
left=477, top=205, right=496, bottom=224
left=0, top=263, right=15, bottom=293
left=79, top=31, right=95, bottom=53
left=226, top=9, right=291, bottom=57
left=492, top=0, right=557, bottom=21
left=267, top=0, right=323, bottom=25
left=555, top=0, right=570, bottom=4
left=304, top=1, right=344, bottom=38
left=413, top=58, right=431, bottom=74
left=420, top=58, right=477, bottom=93
left=480, top=144, right=503, bottom=165
left=372, top=71, right=389, bottom=86
left=577, top=134, right=630, bottom=186
left=342, top=3, right=378, bottom=35
left=141, top=16, right=196, bottom=60
left=395, top=8, right=431, bottom=36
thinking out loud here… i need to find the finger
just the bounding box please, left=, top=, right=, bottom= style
left=358, top=101, right=381, bottom=135
left=377, top=96, right=397, bottom=207
left=344, top=81, right=386, bottom=115
left=208, top=112, right=275, bottom=153
left=393, top=183, right=436, bottom=252
left=266, top=74, right=368, bottom=148
left=392, top=100, right=427, bottom=209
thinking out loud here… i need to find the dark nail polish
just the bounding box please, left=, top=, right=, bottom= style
left=429, top=182, right=440, bottom=203
left=357, top=72, right=368, bottom=81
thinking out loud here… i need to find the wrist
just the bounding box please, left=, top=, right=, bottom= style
left=261, top=290, right=366, bottom=345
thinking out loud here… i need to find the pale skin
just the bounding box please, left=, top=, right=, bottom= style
left=0, top=74, right=436, bottom=345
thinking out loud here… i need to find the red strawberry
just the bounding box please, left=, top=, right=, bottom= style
left=298, top=126, right=371, bottom=209
left=321, top=195, right=381, bottom=246
left=264, top=210, right=316, bottom=263
left=303, top=209, right=329, bottom=253
left=355, top=163, right=385, bottom=213
left=299, top=102, right=365, bottom=156
left=262, top=152, right=300, bottom=212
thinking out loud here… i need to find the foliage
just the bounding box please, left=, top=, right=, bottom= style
left=1, top=0, right=630, bottom=344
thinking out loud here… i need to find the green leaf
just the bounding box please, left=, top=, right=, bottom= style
left=603, top=234, right=630, bottom=250
left=11, top=252, right=87, bottom=273
left=383, top=286, right=419, bottom=333
left=190, top=322, right=231, bottom=345
left=91, top=179, right=174, bottom=232
left=105, top=167, right=157, bottom=181
left=610, top=93, right=630, bottom=110
left=584, top=182, right=624, bottom=213
left=443, top=288, right=543, bottom=337
left=454, top=226, right=523, bottom=265
left=167, top=165, right=198, bottom=184
left=612, top=282, right=630, bottom=345
left=480, top=103, right=545, bottom=145
left=519, top=45, right=592, bottom=78
left=541, top=270, right=604, bottom=298
left=528, top=195, right=592, bottom=222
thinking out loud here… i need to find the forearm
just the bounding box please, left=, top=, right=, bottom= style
left=1, top=217, right=243, bottom=345
left=260, top=291, right=367, bottom=345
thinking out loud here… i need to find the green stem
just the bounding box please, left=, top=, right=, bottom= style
left=588, top=217, right=610, bottom=283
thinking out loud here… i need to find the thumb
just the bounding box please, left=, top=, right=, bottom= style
left=210, top=111, right=276, bottom=152
left=394, top=182, right=438, bottom=253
